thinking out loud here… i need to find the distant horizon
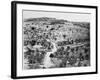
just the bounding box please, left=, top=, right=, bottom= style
left=24, top=17, right=90, bottom=23
left=23, top=10, right=90, bottom=23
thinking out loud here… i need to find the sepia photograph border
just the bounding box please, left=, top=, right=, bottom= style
left=11, top=1, right=98, bottom=79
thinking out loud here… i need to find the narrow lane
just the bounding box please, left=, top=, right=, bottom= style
left=42, top=40, right=57, bottom=68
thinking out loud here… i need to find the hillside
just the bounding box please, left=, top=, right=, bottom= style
left=23, top=17, right=90, bottom=69
left=24, top=17, right=90, bottom=28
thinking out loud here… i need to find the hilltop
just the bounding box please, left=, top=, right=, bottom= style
left=24, top=17, right=90, bottom=28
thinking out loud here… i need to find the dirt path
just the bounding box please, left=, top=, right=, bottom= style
left=42, top=40, right=57, bottom=68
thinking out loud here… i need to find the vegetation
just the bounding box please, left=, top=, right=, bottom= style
left=23, top=17, right=90, bottom=69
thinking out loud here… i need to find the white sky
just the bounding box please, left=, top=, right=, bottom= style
left=23, top=10, right=90, bottom=22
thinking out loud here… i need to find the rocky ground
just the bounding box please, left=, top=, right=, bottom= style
left=23, top=17, right=90, bottom=69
